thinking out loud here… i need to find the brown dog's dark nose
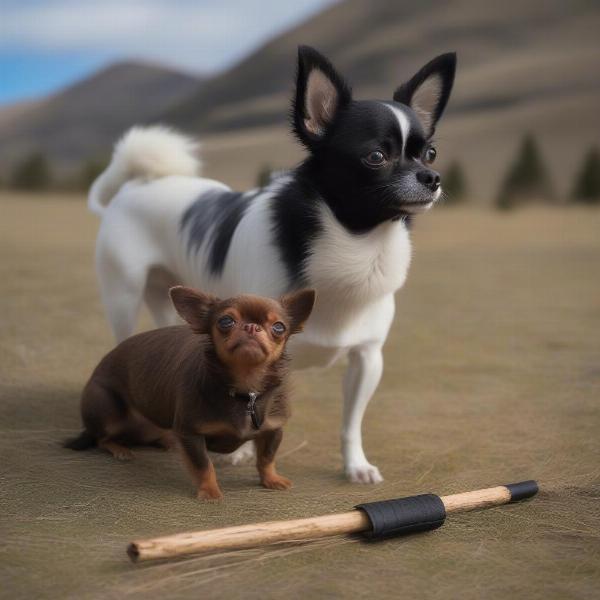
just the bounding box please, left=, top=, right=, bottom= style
left=416, top=169, right=441, bottom=192
left=243, top=323, right=262, bottom=335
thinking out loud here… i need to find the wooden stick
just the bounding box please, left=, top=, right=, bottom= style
left=128, top=480, right=537, bottom=562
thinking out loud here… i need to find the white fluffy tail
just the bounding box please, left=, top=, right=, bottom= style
left=88, top=125, right=200, bottom=215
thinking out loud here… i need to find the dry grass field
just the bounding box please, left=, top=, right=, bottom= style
left=1, top=192, right=599, bottom=599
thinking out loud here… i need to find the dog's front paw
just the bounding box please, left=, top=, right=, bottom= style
left=159, top=432, right=177, bottom=451
left=196, top=486, right=224, bottom=502
left=211, top=441, right=256, bottom=466
left=230, top=441, right=256, bottom=465
left=114, top=449, right=134, bottom=461
left=261, top=474, right=292, bottom=491
left=345, top=462, right=383, bottom=484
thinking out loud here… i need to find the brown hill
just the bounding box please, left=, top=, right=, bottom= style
left=163, top=0, right=600, bottom=199
left=1, top=0, right=598, bottom=199
left=0, top=61, right=201, bottom=175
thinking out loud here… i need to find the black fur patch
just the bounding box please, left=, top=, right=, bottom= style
left=270, top=172, right=323, bottom=288
left=181, top=190, right=257, bottom=276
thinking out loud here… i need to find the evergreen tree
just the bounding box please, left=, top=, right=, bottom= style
left=442, top=160, right=468, bottom=204
left=496, top=134, right=553, bottom=209
left=79, top=158, right=108, bottom=190
left=11, top=152, right=52, bottom=190
left=256, top=164, right=272, bottom=188
left=571, top=146, right=600, bottom=204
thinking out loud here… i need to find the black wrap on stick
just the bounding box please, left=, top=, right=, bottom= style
left=356, top=494, right=446, bottom=538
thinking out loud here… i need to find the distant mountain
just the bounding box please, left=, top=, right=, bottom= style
left=161, top=0, right=600, bottom=198
left=162, top=0, right=600, bottom=133
left=1, top=0, right=598, bottom=199
left=0, top=61, right=201, bottom=174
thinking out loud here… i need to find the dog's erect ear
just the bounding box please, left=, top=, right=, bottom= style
left=280, top=289, right=316, bottom=334
left=393, top=53, right=456, bottom=137
left=293, top=46, right=352, bottom=147
left=169, top=286, right=219, bottom=334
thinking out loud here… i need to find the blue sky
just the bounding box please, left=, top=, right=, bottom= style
left=0, top=0, right=337, bottom=105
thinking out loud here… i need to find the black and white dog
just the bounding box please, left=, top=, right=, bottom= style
left=89, top=46, right=456, bottom=483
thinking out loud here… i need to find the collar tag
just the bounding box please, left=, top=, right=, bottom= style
left=246, top=392, right=261, bottom=429
left=229, top=389, right=261, bottom=429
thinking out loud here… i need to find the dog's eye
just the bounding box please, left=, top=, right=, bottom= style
left=362, top=150, right=386, bottom=168
left=272, top=321, right=286, bottom=336
left=217, top=315, right=235, bottom=330
left=424, top=146, right=437, bottom=164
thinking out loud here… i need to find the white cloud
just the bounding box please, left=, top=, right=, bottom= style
left=0, top=0, right=338, bottom=73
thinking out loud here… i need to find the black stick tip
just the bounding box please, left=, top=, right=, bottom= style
left=127, top=543, right=140, bottom=563
left=505, top=480, right=539, bottom=502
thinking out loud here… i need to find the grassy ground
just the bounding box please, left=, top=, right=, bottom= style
left=1, top=192, right=599, bottom=599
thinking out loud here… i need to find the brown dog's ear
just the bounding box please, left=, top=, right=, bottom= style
left=280, top=289, right=316, bottom=334
left=169, top=286, right=218, bottom=334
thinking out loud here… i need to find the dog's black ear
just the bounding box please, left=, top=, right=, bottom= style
left=393, top=53, right=456, bottom=137
left=280, top=289, right=316, bottom=334
left=292, top=46, right=352, bottom=148
left=169, top=286, right=219, bottom=334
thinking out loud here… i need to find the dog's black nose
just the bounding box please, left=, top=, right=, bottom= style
left=416, top=169, right=441, bottom=192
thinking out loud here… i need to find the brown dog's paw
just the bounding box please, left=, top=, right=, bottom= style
left=159, top=433, right=177, bottom=452
left=261, top=474, right=292, bottom=491
left=114, top=448, right=134, bottom=461
left=100, top=441, right=134, bottom=461
left=196, top=487, right=224, bottom=502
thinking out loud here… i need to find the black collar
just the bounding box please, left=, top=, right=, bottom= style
left=229, top=389, right=258, bottom=401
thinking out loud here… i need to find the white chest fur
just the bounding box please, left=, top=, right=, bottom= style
left=296, top=205, right=412, bottom=352
left=306, top=204, right=412, bottom=301
left=168, top=184, right=411, bottom=356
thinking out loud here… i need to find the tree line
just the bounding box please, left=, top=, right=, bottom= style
left=259, top=136, right=599, bottom=208
left=5, top=155, right=107, bottom=193
left=3, top=135, right=600, bottom=207
left=441, top=136, right=600, bottom=207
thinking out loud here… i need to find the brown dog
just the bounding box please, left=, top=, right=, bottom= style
left=65, top=286, right=316, bottom=500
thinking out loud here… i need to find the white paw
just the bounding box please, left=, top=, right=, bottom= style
left=230, top=444, right=255, bottom=465
left=345, top=462, right=384, bottom=484
left=210, top=442, right=256, bottom=466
